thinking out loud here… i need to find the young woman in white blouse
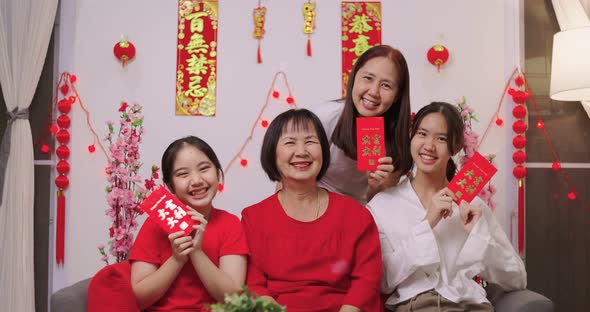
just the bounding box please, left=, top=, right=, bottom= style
left=367, top=102, right=527, bottom=312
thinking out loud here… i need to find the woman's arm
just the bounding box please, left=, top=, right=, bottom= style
left=455, top=201, right=526, bottom=290
left=130, top=231, right=192, bottom=310
left=367, top=157, right=401, bottom=201
left=339, top=305, right=361, bottom=312
left=190, top=252, right=247, bottom=301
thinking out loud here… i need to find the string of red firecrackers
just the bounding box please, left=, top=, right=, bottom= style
left=253, top=1, right=267, bottom=64
left=219, top=71, right=298, bottom=192
left=303, top=1, right=316, bottom=57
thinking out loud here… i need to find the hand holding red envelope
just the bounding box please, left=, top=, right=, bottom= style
left=356, top=117, right=385, bottom=171
left=447, top=152, right=497, bottom=205
left=139, top=185, right=195, bottom=236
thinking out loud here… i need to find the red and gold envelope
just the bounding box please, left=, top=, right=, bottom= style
left=448, top=152, right=497, bottom=204
left=139, top=185, right=195, bottom=236
left=356, top=117, right=385, bottom=171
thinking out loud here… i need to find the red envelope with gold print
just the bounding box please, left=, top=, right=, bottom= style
left=139, top=185, right=195, bottom=236
left=356, top=117, right=385, bottom=171
left=448, top=152, right=497, bottom=204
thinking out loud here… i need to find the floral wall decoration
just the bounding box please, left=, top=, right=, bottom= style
left=176, top=0, right=218, bottom=116
left=341, top=1, right=381, bottom=96
left=98, top=102, right=160, bottom=264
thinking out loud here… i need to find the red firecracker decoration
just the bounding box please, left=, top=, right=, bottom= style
left=427, top=44, right=450, bottom=73
left=113, top=38, right=136, bottom=68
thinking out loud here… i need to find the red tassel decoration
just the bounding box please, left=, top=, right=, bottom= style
left=517, top=179, right=525, bottom=255
left=56, top=190, right=65, bottom=266
left=257, top=42, right=262, bottom=64
left=307, top=37, right=312, bottom=57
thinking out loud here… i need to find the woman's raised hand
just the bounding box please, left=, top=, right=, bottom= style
left=187, top=209, right=208, bottom=251
left=459, top=200, right=482, bottom=234
left=367, top=157, right=401, bottom=198
left=424, top=187, right=455, bottom=229
left=168, top=231, right=194, bottom=262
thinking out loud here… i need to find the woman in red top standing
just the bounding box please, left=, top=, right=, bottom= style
left=242, top=109, right=382, bottom=312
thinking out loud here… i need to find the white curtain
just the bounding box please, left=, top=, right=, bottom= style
left=552, top=0, right=590, bottom=116
left=0, top=0, right=58, bottom=311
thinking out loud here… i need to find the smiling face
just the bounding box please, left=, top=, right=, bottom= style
left=352, top=56, right=399, bottom=117
left=170, top=144, right=219, bottom=213
left=275, top=121, right=323, bottom=184
left=411, top=112, right=453, bottom=178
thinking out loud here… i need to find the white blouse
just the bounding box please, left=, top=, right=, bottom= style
left=367, top=179, right=527, bottom=308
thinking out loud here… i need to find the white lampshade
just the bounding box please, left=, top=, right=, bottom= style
left=550, top=26, right=590, bottom=101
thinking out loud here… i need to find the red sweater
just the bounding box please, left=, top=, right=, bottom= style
left=129, top=208, right=248, bottom=311
left=242, top=192, right=382, bottom=312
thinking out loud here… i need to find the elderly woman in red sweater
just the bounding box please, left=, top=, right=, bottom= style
left=241, top=108, right=382, bottom=312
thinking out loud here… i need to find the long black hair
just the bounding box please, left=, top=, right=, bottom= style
left=331, top=45, right=412, bottom=176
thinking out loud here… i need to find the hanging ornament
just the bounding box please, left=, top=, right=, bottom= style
left=113, top=37, right=136, bottom=68
left=512, top=105, right=527, bottom=119
left=512, top=120, right=527, bottom=134
left=302, top=1, right=316, bottom=57
left=512, top=150, right=527, bottom=164
left=253, top=3, right=267, bottom=64
left=513, top=165, right=527, bottom=179
left=427, top=44, right=449, bottom=73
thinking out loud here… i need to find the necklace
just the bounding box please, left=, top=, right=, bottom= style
left=279, top=188, right=321, bottom=220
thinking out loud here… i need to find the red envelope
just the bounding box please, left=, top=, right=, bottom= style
left=356, top=117, right=385, bottom=171
left=139, top=185, right=195, bottom=236
left=447, top=152, right=497, bottom=205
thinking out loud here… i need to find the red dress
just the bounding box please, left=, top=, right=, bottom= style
left=242, top=192, right=382, bottom=312
left=129, top=207, right=249, bottom=311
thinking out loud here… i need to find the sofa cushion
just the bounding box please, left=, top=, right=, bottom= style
left=87, top=261, right=139, bottom=312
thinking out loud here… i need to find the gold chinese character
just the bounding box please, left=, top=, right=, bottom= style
left=465, top=169, right=475, bottom=179
left=457, top=179, right=467, bottom=189
left=473, top=176, right=483, bottom=187
left=362, top=146, right=371, bottom=157
left=466, top=185, right=476, bottom=195
left=185, top=11, right=208, bottom=33
left=362, top=134, right=370, bottom=145
left=372, top=145, right=381, bottom=156
left=348, top=15, right=373, bottom=34
left=351, top=35, right=371, bottom=56
left=372, top=134, right=381, bottom=145
left=186, top=33, right=209, bottom=55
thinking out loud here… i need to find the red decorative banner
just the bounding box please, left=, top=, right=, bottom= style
left=176, top=0, right=218, bottom=116
left=341, top=1, right=382, bottom=96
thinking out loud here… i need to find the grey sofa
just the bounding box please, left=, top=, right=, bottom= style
left=51, top=279, right=553, bottom=312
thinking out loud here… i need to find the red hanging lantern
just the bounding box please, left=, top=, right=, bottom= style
left=56, top=160, right=71, bottom=175
left=512, top=105, right=527, bottom=119
left=55, top=175, right=70, bottom=189
left=513, top=135, right=527, bottom=149
left=57, top=115, right=71, bottom=129
left=509, top=89, right=530, bottom=104
left=113, top=38, right=136, bottom=68
left=56, top=145, right=70, bottom=159
left=512, top=120, right=527, bottom=134
left=56, top=130, right=71, bottom=144
left=427, top=44, right=449, bottom=72
left=512, top=150, right=527, bottom=164
left=57, top=99, right=72, bottom=114
left=513, top=165, right=527, bottom=179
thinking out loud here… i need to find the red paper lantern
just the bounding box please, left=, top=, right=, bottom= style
left=50, top=125, right=59, bottom=133
left=512, top=105, right=527, bottom=119
left=56, top=160, right=70, bottom=175
left=286, top=96, right=295, bottom=104
left=513, top=135, right=527, bottom=149
left=513, top=165, right=527, bottom=179
left=427, top=45, right=449, bottom=72
left=69, top=74, right=77, bottom=83
left=512, top=150, right=527, bottom=164
left=56, top=130, right=71, bottom=144
left=57, top=99, right=72, bottom=114
left=88, top=144, right=96, bottom=153
left=512, top=120, right=527, bottom=134
left=55, top=175, right=69, bottom=189
left=57, top=115, right=71, bottom=129
left=510, top=90, right=530, bottom=104
left=240, top=158, right=248, bottom=167
left=56, top=145, right=70, bottom=159
left=59, top=84, right=69, bottom=96
left=272, top=90, right=280, bottom=99
left=260, top=119, right=269, bottom=128
left=113, top=39, right=136, bottom=67
left=495, top=117, right=504, bottom=127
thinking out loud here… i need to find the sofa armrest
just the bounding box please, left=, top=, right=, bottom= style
left=51, top=278, right=91, bottom=312
left=487, top=283, right=553, bottom=312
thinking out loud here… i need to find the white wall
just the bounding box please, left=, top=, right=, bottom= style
left=53, top=0, right=523, bottom=291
